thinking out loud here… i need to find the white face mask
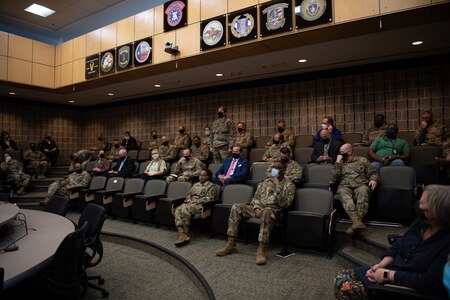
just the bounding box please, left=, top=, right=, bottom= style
left=151, top=154, right=159, bottom=160
left=5, top=156, right=12, bottom=162
left=321, top=124, right=328, bottom=129
left=204, top=131, right=210, bottom=136
left=271, top=168, right=279, bottom=177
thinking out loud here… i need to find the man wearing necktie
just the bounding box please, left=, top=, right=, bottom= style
left=108, top=149, right=136, bottom=177
left=213, top=145, right=250, bottom=186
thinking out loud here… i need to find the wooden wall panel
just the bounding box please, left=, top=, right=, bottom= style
left=335, top=0, right=379, bottom=23
left=61, top=39, right=74, bottom=65
left=101, top=23, right=117, bottom=51
left=0, top=31, right=8, bottom=56
left=229, top=0, right=258, bottom=12
left=154, top=5, right=164, bottom=35
left=177, top=23, right=200, bottom=57
left=201, top=0, right=227, bottom=20
left=72, top=58, right=85, bottom=84
left=0, top=55, right=6, bottom=80
left=8, top=34, right=32, bottom=61
left=7, top=57, right=31, bottom=84
left=33, top=40, right=55, bottom=66
left=189, top=0, right=201, bottom=24
left=381, top=0, right=430, bottom=13
left=32, top=63, right=54, bottom=88
left=60, top=62, right=73, bottom=87
left=432, top=0, right=450, bottom=3
left=86, top=29, right=101, bottom=56
left=54, top=65, right=61, bottom=88
left=73, top=35, right=87, bottom=61
left=55, top=44, right=62, bottom=66
left=135, top=9, right=154, bottom=40
left=117, top=16, right=135, bottom=45
left=153, top=31, right=176, bottom=64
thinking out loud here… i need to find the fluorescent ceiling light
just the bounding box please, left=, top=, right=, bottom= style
left=215, top=73, right=223, bottom=77
left=69, top=100, right=75, bottom=103
left=108, top=93, right=114, bottom=96
left=412, top=40, right=423, bottom=46
left=154, top=84, right=161, bottom=87
left=9, top=92, right=16, bottom=95
left=298, top=59, right=307, bottom=63
left=24, top=4, right=55, bottom=17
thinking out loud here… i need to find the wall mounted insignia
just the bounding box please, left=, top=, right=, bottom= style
left=200, top=16, right=226, bottom=51
left=100, top=49, right=116, bottom=75
left=260, top=0, right=293, bottom=37
left=85, top=54, right=100, bottom=79
left=295, top=0, right=332, bottom=29
left=116, top=43, right=133, bottom=71
left=164, top=0, right=188, bottom=32
left=134, top=37, right=152, bottom=67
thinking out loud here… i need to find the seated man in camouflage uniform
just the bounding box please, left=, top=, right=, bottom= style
left=266, top=147, right=303, bottom=185
left=166, top=148, right=204, bottom=184
left=23, top=142, right=49, bottom=179
left=190, top=135, right=211, bottom=164
left=362, top=114, right=386, bottom=146
left=235, top=121, right=254, bottom=150
left=43, top=162, right=91, bottom=205
left=160, top=135, right=178, bottom=163
left=1, top=152, right=31, bottom=195
left=215, top=162, right=295, bottom=265
left=262, top=133, right=291, bottom=162
left=331, top=143, right=379, bottom=235
left=414, top=110, right=448, bottom=147
left=174, top=168, right=218, bottom=247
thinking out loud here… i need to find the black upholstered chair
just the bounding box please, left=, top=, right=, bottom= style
left=154, top=181, right=192, bottom=227
left=111, top=178, right=145, bottom=219
left=78, top=176, right=107, bottom=211
left=44, top=195, right=70, bottom=217
left=132, top=179, right=168, bottom=223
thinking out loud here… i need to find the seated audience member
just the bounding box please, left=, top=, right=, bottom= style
left=368, top=123, right=410, bottom=171
left=262, top=133, right=291, bottom=162
left=0, top=131, right=18, bottom=151
left=213, top=145, right=250, bottom=186
left=1, top=152, right=31, bottom=195
left=215, top=162, right=295, bottom=265
left=267, top=120, right=295, bottom=148
left=311, top=129, right=342, bottom=164
left=266, top=147, right=303, bottom=184
left=42, top=162, right=90, bottom=205
left=139, top=148, right=167, bottom=182
left=160, top=135, right=178, bottom=163
left=331, top=143, right=378, bottom=235
left=414, top=110, right=448, bottom=147
left=89, top=133, right=107, bottom=152
left=334, top=184, right=450, bottom=300
left=313, top=116, right=342, bottom=145
left=122, top=131, right=139, bottom=151
left=23, top=142, right=49, bottom=178
left=235, top=121, right=255, bottom=150
left=148, top=130, right=161, bottom=150
left=40, top=135, right=59, bottom=166
left=108, top=139, right=123, bottom=161
left=91, top=150, right=111, bottom=176
left=166, top=148, right=204, bottom=184
left=174, top=168, right=218, bottom=247
left=174, top=125, right=191, bottom=152
left=362, top=114, right=387, bottom=146
left=69, top=150, right=94, bottom=172
left=108, top=149, right=136, bottom=178
left=190, top=135, right=211, bottom=164
left=202, top=126, right=212, bottom=148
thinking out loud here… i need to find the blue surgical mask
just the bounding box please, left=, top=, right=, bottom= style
left=271, top=168, right=280, bottom=177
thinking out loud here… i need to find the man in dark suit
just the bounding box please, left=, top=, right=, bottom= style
left=213, top=145, right=250, bottom=186
left=121, top=131, right=139, bottom=151
left=311, top=129, right=342, bottom=164
left=108, top=149, right=135, bottom=177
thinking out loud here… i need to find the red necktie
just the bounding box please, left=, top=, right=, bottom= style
left=226, top=159, right=237, bottom=176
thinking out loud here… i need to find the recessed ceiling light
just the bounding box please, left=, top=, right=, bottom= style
left=24, top=4, right=55, bottom=17
left=154, top=84, right=161, bottom=88
left=69, top=100, right=75, bottom=103
left=298, top=59, right=307, bottom=63
left=216, top=73, right=223, bottom=77
left=107, top=93, right=114, bottom=96
left=412, top=40, right=423, bottom=46
left=8, top=92, right=15, bottom=95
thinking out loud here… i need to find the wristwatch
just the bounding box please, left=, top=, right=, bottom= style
left=383, top=270, right=390, bottom=280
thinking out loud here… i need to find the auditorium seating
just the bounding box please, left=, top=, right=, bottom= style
left=111, top=178, right=145, bottom=219
left=132, top=179, right=168, bottom=223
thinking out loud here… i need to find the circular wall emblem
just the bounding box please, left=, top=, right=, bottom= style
left=231, top=13, right=255, bottom=38
left=165, top=1, right=185, bottom=27
left=118, top=45, right=131, bottom=69
left=202, top=20, right=224, bottom=46
left=299, top=0, right=327, bottom=21
left=135, top=41, right=151, bottom=63
left=101, top=52, right=114, bottom=73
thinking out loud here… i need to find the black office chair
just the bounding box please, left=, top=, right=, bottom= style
left=78, top=203, right=109, bottom=298
left=44, top=195, right=70, bottom=217
left=46, top=221, right=88, bottom=300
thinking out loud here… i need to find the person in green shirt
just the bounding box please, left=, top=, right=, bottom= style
left=368, top=123, right=410, bottom=171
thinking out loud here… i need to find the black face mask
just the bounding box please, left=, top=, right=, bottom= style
left=30, top=146, right=37, bottom=151
left=277, top=127, right=284, bottom=133
left=114, top=144, right=119, bottom=148
left=385, top=130, right=396, bottom=139
left=99, top=154, right=105, bottom=158
left=152, top=135, right=157, bottom=139
left=75, top=169, right=83, bottom=174
left=281, top=158, right=289, bottom=164
left=341, top=153, right=349, bottom=161
left=179, top=130, right=185, bottom=134
left=273, top=139, right=280, bottom=145
left=237, top=128, right=243, bottom=133
left=217, top=112, right=224, bottom=118
left=183, top=155, right=190, bottom=161
left=321, top=138, right=330, bottom=144
left=374, top=121, right=384, bottom=128
left=194, top=142, right=201, bottom=147
left=119, top=156, right=126, bottom=161
left=162, top=141, right=169, bottom=146
left=232, top=153, right=240, bottom=159
left=98, top=138, right=102, bottom=141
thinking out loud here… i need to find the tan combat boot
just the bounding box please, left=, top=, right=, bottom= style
left=17, top=186, right=26, bottom=195
left=346, top=212, right=366, bottom=235
left=174, top=226, right=190, bottom=247
left=256, top=242, right=267, bottom=265
left=215, top=236, right=237, bottom=256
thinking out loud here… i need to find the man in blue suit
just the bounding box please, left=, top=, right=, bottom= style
left=213, top=145, right=250, bottom=186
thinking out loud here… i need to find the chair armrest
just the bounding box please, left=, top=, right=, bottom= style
left=367, top=283, right=444, bottom=300
left=134, top=193, right=165, bottom=201
left=202, top=199, right=218, bottom=210
left=171, top=197, right=187, bottom=206
left=329, top=182, right=338, bottom=194
left=82, top=187, right=103, bottom=194
left=388, top=234, right=403, bottom=245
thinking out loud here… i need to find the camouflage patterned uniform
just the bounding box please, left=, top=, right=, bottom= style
left=174, top=133, right=191, bottom=150
left=413, top=122, right=448, bottom=147
left=47, top=170, right=91, bottom=197
left=362, top=125, right=387, bottom=146
left=92, top=140, right=106, bottom=151
left=0, top=159, right=31, bottom=189
left=227, top=178, right=295, bottom=243
left=332, top=156, right=378, bottom=218
left=23, top=149, right=49, bottom=176
left=210, top=118, right=236, bottom=163
left=190, top=143, right=210, bottom=163
left=174, top=181, right=218, bottom=227
left=160, top=144, right=178, bottom=163
left=262, top=145, right=292, bottom=162
left=166, top=157, right=204, bottom=183
left=148, top=138, right=160, bottom=150
left=235, top=130, right=254, bottom=149
left=266, top=159, right=303, bottom=182
left=269, top=129, right=295, bottom=148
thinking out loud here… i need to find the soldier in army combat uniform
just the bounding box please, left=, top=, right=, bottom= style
left=267, top=120, right=295, bottom=148
left=362, top=114, right=387, bottom=146
left=159, top=135, right=178, bottom=163
left=215, top=162, right=295, bottom=265
left=210, top=107, right=236, bottom=163
left=174, top=168, right=218, bottom=247
left=262, top=133, right=291, bottom=162
left=235, top=121, right=254, bottom=150
left=265, top=147, right=303, bottom=184
left=414, top=110, right=448, bottom=147
left=23, top=142, right=49, bottom=179
left=166, top=148, right=204, bottom=184
left=1, top=152, right=31, bottom=195
left=174, top=125, right=191, bottom=153
left=190, top=135, right=211, bottom=164
left=148, top=130, right=161, bottom=151
left=332, top=143, right=379, bottom=235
